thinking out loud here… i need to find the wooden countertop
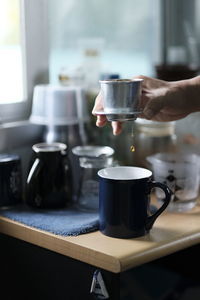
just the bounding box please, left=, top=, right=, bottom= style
left=1, top=199, right=200, bottom=273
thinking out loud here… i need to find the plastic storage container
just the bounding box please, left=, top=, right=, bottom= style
left=147, top=152, right=200, bottom=212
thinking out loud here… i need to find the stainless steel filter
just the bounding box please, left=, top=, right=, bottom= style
left=99, top=79, right=143, bottom=121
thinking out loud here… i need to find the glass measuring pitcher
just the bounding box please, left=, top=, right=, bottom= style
left=72, top=145, right=115, bottom=212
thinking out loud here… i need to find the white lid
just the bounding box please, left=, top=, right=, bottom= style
left=134, top=118, right=175, bottom=136
left=29, top=84, right=89, bottom=125
left=135, top=118, right=175, bottom=127
left=72, top=145, right=114, bottom=158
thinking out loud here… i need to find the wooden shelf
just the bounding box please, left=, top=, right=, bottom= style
left=1, top=199, right=200, bottom=273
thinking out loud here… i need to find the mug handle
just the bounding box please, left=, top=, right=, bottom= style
left=27, top=158, right=42, bottom=185
left=145, top=181, right=172, bottom=231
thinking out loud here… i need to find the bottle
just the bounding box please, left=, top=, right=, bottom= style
left=133, top=119, right=177, bottom=168
left=156, top=45, right=199, bottom=81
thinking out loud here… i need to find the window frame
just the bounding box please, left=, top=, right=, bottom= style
left=0, top=0, right=49, bottom=123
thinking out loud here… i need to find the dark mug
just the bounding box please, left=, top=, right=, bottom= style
left=26, top=143, right=72, bottom=208
left=98, top=166, right=171, bottom=238
left=0, top=154, right=22, bottom=208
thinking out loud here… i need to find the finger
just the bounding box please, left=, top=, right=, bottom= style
left=92, top=92, right=103, bottom=115
left=132, top=74, right=147, bottom=81
left=132, top=75, right=148, bottom=88
left=96, top=115, right=107, bottom=127
left=111, top=121, right=122, bottom=135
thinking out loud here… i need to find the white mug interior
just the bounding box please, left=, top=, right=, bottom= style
left=98, top=166, right=152, bottom=180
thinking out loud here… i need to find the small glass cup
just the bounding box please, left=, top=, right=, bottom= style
left=72, top=145, right=115, bottom=212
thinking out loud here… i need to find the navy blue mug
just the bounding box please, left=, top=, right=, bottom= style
left=98, top=166, right=171, bottom=239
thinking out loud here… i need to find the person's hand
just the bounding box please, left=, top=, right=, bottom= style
left=92, top=76, right=170, bottom=135
left=92, top=92, right=123, bottom=135
left=138, top=75, right=200, bottom=122
left=92, top=75, right=200, bottom=135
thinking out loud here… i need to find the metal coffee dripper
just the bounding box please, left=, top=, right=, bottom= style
left=96, top=79, right=143, bottom=122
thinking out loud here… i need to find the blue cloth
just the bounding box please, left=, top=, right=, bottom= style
left=0, top=204, right=99, bottom=236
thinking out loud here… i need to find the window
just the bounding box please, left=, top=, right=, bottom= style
left=0, top=0, right=49, bottom=123
left=48, top=0, right=161, bottom=87
left=48, top=0, right=200, bottom=88
left=0, top=0, right=23, bottom=103
left=1, top=0, right=199, bottom=124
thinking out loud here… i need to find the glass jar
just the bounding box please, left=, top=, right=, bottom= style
left=72, top=145, right=115, bottom=212
left=133, top=119, right=177, bottom=168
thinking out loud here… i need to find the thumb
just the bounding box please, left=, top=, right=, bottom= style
left=143, top=97, right=165, bottom=119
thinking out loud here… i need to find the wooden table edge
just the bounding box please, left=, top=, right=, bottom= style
left=1, top=215, right=200, bottom=273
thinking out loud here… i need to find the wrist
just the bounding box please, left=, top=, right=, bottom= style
left=173, top=76, right=200, bottom=112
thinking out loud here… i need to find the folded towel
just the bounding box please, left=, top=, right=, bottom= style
left=0, top=204, right=99, bottom=236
